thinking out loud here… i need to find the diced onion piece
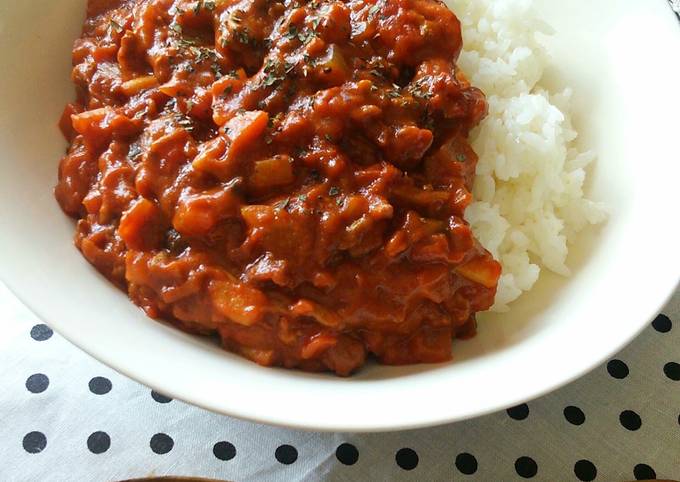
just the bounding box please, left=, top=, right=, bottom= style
left=249, top=156, right=294, bottom=191
left=301, top=333, right=337, bottom=359
left=237, top=347, right=276, bottom=366
left=390, top=185, right=450, bottom=207
left=290, top=299, right=341, bottom=327
left=240, top=205, right=272, bottom=229
left=455, top=256, right=501, bottom=288
left=315, top=44, right=349, bottom=86
left=209, top=278, right=268, bottom=325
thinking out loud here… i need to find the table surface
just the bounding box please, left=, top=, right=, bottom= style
left=0, top=280, right=678, bottom=482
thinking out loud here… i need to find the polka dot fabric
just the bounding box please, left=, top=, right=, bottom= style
left=1, top=282, right=679, bottom=481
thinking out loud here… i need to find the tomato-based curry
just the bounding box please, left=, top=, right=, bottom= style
left=56, top=0, right=501, bottom=375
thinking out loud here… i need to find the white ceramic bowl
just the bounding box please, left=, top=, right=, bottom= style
left=1, top=0, right=679, bottom=432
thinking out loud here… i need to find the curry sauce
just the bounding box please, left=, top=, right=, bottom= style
left=56, top=0, right=500, bottom=375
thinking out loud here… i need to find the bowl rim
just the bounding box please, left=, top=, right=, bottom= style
left=1, top=0, right=680, bottom=432
left=3, top=277, right=679, bottom=432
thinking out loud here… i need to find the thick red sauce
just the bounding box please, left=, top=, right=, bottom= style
left=56, top=0, right=501, bottom=375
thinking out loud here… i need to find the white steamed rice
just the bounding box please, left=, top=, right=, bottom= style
left=448, top=0, right=607, bottom=311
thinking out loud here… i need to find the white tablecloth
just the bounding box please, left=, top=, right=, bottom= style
left=0, top=280, right=678, bottom=481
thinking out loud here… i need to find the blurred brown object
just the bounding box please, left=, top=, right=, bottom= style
left=122, top=478, right=680, bottom=482
left=121, top=478, right=231, bottom=482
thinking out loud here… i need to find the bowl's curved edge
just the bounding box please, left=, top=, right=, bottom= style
left=2, top=274, right=678, bottom=432
left=1, top=0, right=680, bottom=432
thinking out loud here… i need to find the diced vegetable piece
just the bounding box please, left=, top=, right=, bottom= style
left=225, top=110, right=269, bottom=159
left=159, top=79, right=193, bottom=98
left=385, top=230, right=408, bottom=257
left=387, top=125, right=433, bottom=167
left=71, top=107, right=141, bottom=145
left=410, top=233, right=450, bottom=263
left=290, top=299, right=341, bottom=327
left=71, top=108, right=108, bottom=132
left=193, top=111, right=269, bottom=179
left=446, top=216, right=474, bottom=259
left=239, top=204, right=315, bottom=262
left=121, top=75, right=158, bottom=96
left=173, top=187, right=240, bottom=237
left=236, top=346, right=276, bottom=366
left=211, top=69, right=247, bottom=125
left=419, top=217, right=445, bottom=236
left=315, top=44, right=350, bottom=86
left=248, top=155, right=294, bottom=191
left=455, top=256, right=501, bottom=288
left=192, top=136, right=228, bottom=175
left=119, top=198, right=164, bottom=250
left=59, top=103, right=81, bottom=141
left=209, top=277, right=268, bottom=325
left=240, top=205, right=273, bottom=229
left=300, top=333, right=338, bottom=359
left=339, top=214, right=373, bottom=250
left=211, top=70, right=246, bottom=97
left=384, top=212, right=445, bottom=258
left=390, top=185, right=450, bottom=207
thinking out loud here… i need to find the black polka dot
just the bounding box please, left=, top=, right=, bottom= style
left=507, top=403, right=529, bottom=420
left=275, top=444, right=298, bottom=465
left=395, top=448, right=418, bottom=471
left=455, top=452, right=478, bottom=475
left=88, top=376, right=112, bottom=395
left=30, top=324, right=53, bottom=341
left=652, top=313, right=672, bottom=333
left=87, top=431, right=111, bottom=454
left=25, top=373, right=49, bottom=394
left=213, top=441, right=236, bottom=461
left=663, top=362, right=680, bottom=381
left=23, top=431, right=47, bottom=454
left=633, top=463, right=656, bottom=480
left=515, top=456, right=538, bottom=478
left=335, top=443, right=359, bottom=466
left=574, top=459, right=597, bottom=481
left=150, top=433, right=174, bottom=454
left=606, top=359, right=629, bottom=379
left=564, top=406, right=586, bottom=426
left=619, top=410, right=642, bottom=431
left=151, top=390, right=172, bottom=403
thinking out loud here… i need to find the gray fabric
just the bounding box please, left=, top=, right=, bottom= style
left=0, top=281, right=678, bottom=481
left=669, top=0, right=680, bottom=14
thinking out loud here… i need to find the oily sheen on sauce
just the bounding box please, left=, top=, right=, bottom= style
left=55, top=0, right=500, bottom=375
